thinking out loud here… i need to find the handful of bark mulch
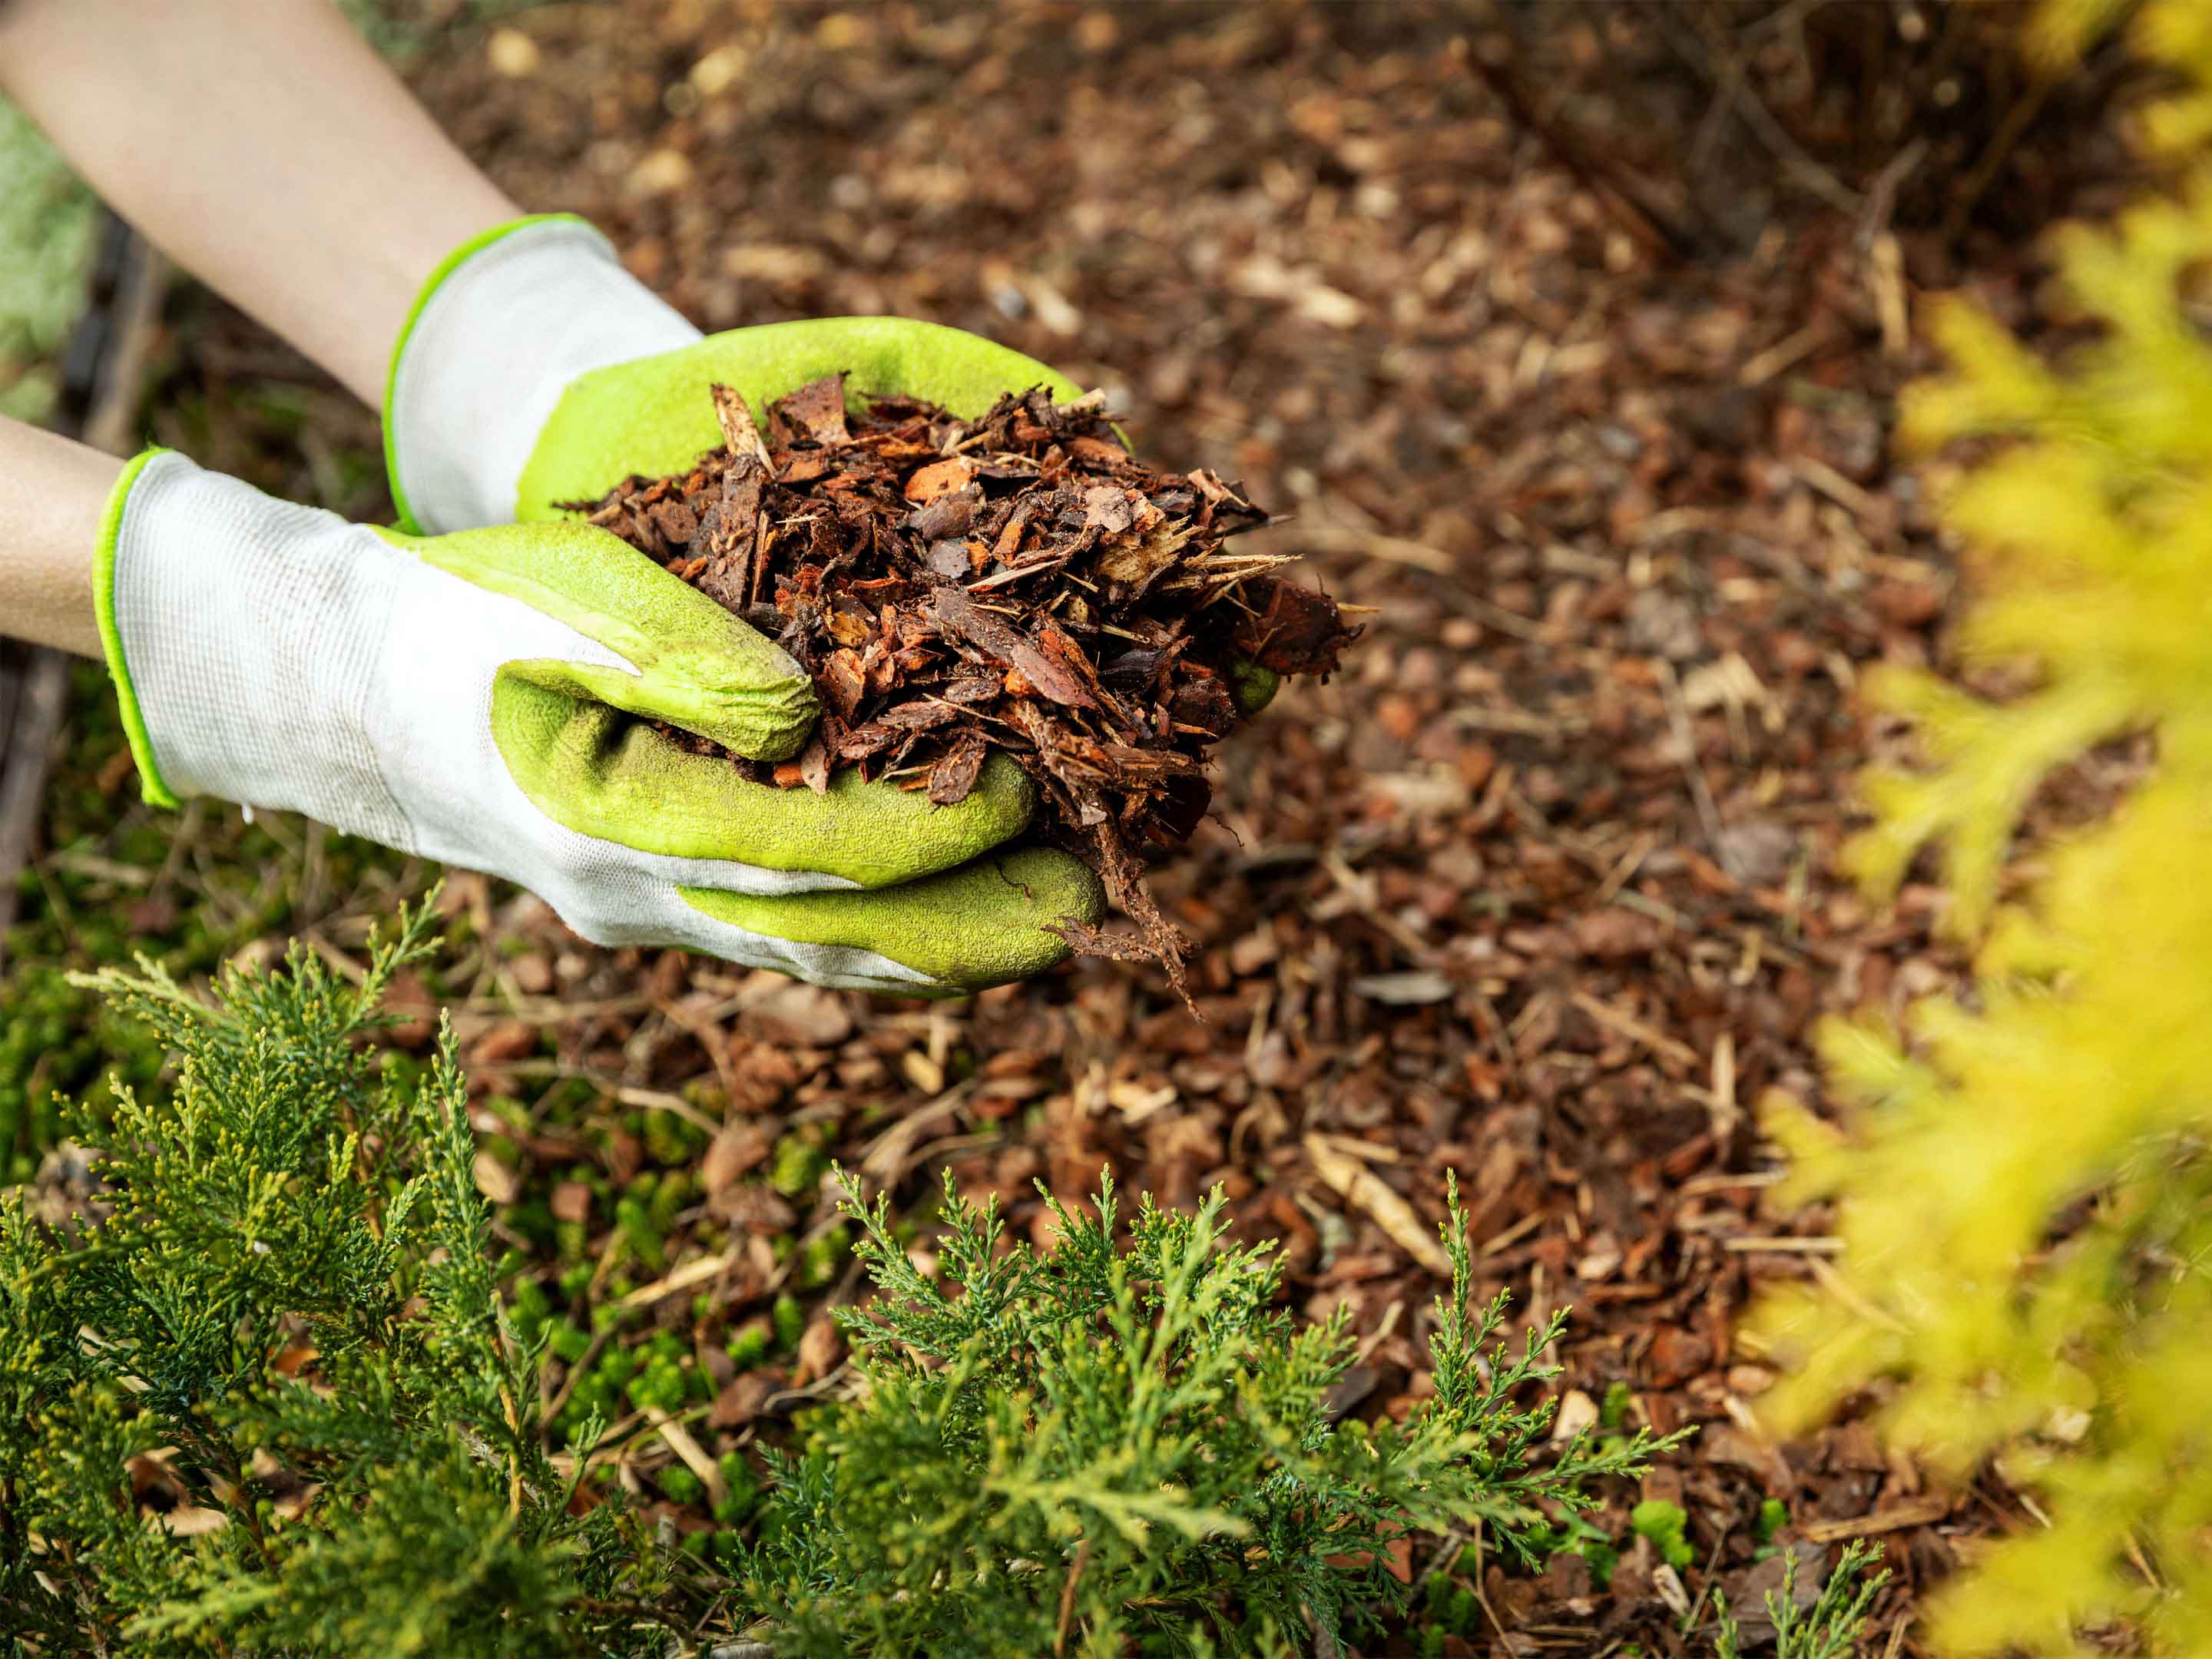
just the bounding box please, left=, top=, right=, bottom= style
left=561, top=375, right=1361, bottom=998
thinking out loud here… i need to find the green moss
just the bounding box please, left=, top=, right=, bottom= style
left=714, top=1452, right=763, bottom=1525
left=1630, top=1498, right=1694, bottom=1571
left=643, top=1107, right=705, bottom=1167
left=647, top=1171, right=690, bottom=1233
left=613, top=1195, right=664, bottom=1272
left=512, top=1278, right=551, bottom=1325
left=1755, top=1497, right=1789, bottom=1543
left=725, top=1325, right=770, bottom=1373
left=797, top=1223, right=852, bottom=1290
left=768, top=1128, right=830, bottom=1199
left=772, top=1293, right=806, bottom=1351
left=1601, top=1379, right=1634, bottom=1429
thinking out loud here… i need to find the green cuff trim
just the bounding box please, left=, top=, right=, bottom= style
left=94, top=446, right=178, bottom=810
left=382, top=211, right=595, bottom=534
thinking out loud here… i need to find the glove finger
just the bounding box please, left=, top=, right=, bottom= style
left=493, top=677, right=1038, bottom=886
left=518, top=318, right=1082, bottom=518
left=677, top=845, right=1104, bottom=995
left=386, top=522, right=818, bottom=762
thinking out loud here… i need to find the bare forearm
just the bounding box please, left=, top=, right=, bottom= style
left=0, top=417, right=121, bottom=657
left=0, top=0, right=519, bottom=407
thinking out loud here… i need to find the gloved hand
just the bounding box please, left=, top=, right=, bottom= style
left=382, top=214, right=1091, bottom=533
left=94, top=448, right=1101, bottom=995
left=381, top=215, right=1281, bottom=713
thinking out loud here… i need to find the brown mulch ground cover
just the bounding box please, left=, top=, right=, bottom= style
left=78, top=2, right=2154, bottom=1651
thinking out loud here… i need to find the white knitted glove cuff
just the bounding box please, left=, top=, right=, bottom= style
left=384, top=216, right=700, bottom=535
left=108, top=450, right=412, bottom=841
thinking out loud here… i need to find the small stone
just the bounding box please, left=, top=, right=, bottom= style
left=1627, top=588, right=1701, bottom=660
left=485, top=27, right=540, bottom=77
left=1348, top=970, right=1452, bottom=1005
left=1550, top=1387, right=1599, bottom=1443
left=1717, top=819, right=1798, bottom=888
left=690, top=44, right=747, bottom=96
left=901, top=1048, right=946, bottom=1094
left=628, top=147, right=694, bottom=198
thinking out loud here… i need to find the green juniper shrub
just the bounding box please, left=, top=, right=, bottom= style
left=1, top=672, right=427, bottom=1182
left=1713, top=1541, right=1890, bottom=1659
left=0, top=897, right=684, bottom=1657
left=730, top=1165, right=1688, bottom=1657
left=2, top=899, right=1686, bottom=1656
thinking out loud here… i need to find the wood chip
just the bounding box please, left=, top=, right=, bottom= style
left=777, top=370, right=850, bottom=445
left=646, top=1405, right=729, bottom=1507
left=1304, top=1132, right=1450, bottom=1275
left=1800, top=1497, right=1951, bottom=1544
left=710, top=382, right=772, bottom=468
left=616, top=1250, right=737, bottom=1310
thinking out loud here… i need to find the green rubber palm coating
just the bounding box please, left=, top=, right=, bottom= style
left=680, top=846, right=1104, bottom=992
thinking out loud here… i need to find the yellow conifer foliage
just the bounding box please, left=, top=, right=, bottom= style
left=1753, top=5, right=2212, bottom=1653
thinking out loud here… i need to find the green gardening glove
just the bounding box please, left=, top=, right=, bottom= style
left=373, top=215, right=1120, bottom=993
left=95, top=449, right=1099, bottom=996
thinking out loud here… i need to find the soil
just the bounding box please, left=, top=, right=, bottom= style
left=91, top=2, right=2161, bottom=1653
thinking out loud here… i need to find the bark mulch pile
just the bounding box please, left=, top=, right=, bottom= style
left=565, top=376, right=1359, bottom=995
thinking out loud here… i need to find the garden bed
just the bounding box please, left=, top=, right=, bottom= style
left=5, top=3, right=2151, bottom=1651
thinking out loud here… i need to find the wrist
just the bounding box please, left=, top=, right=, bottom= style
left=0, top=416, right=123, bottom=657
left=383, top=215, right=698, bottom=535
